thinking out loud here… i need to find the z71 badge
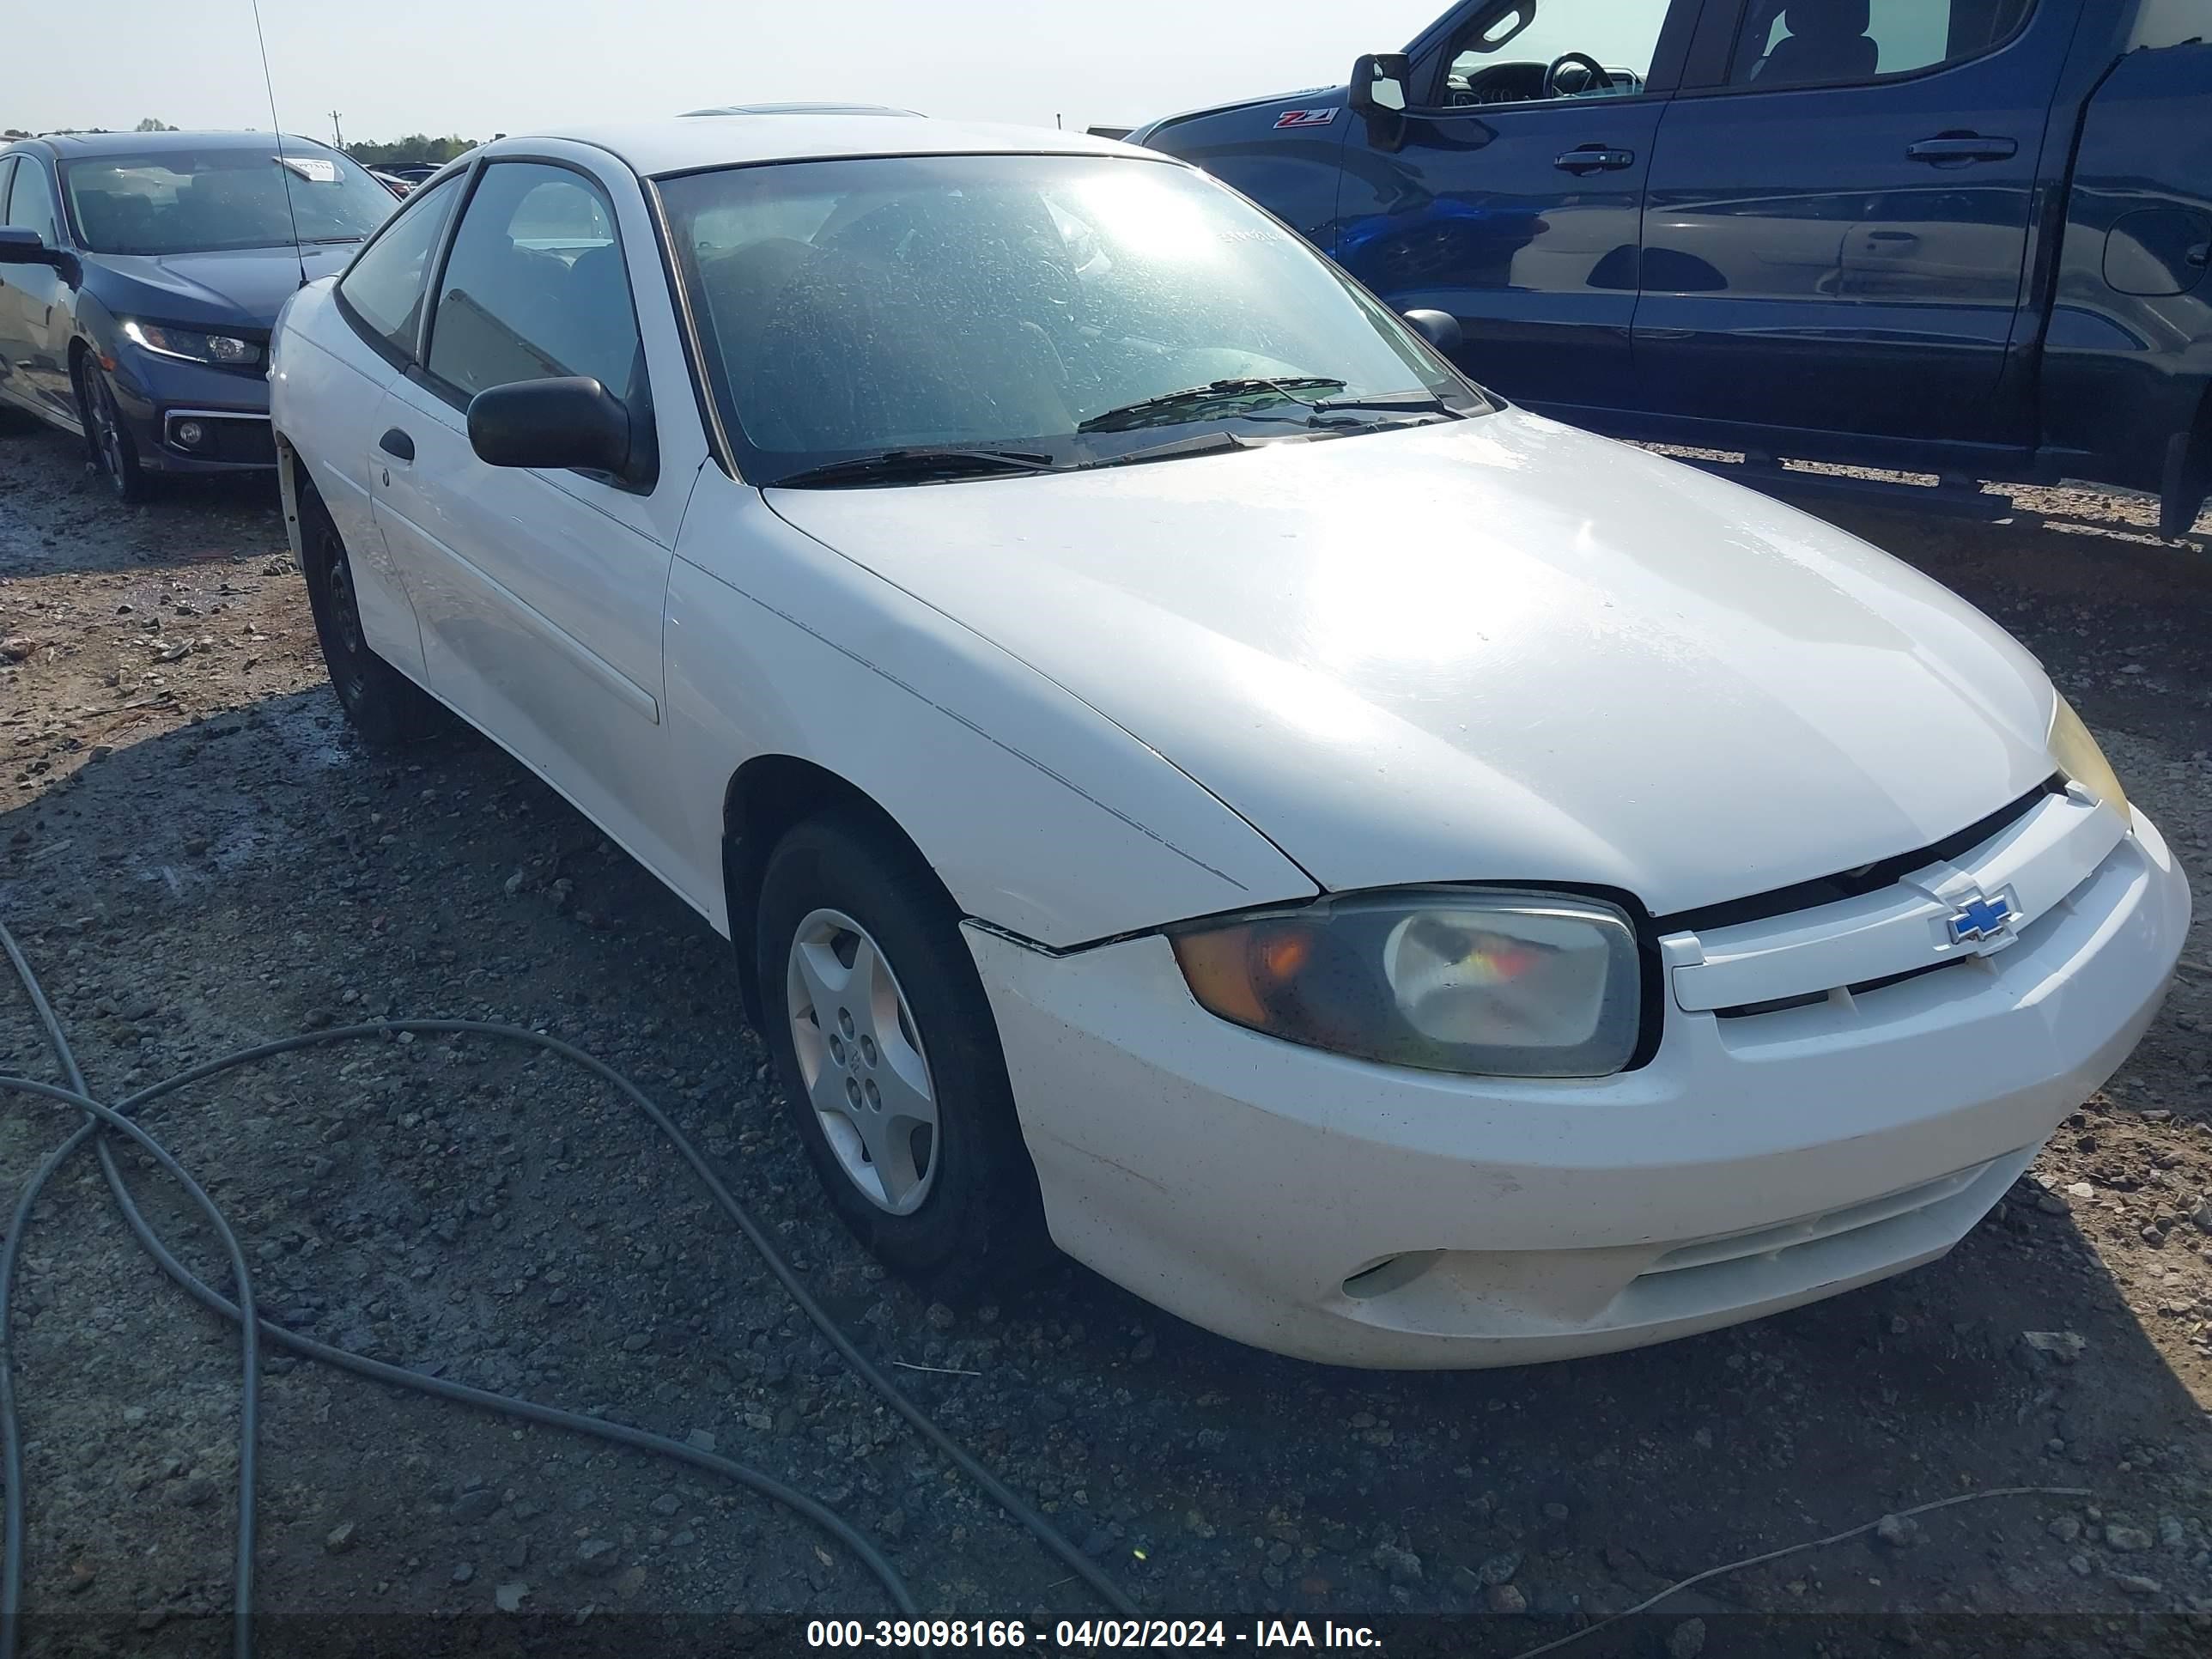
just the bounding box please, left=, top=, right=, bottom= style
left=1273, top=107, right=1340, bottom=129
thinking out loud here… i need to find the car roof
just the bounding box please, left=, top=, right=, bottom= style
left=22, top=130, right=341, bottom=158
left=492, top=114, right=1149, bottom=179
left=678, top=101, right=922, bottom=118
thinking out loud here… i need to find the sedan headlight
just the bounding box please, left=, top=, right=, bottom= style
left=1170, top=890, right=1643, bottom=1079
left=120, top=319, right=263, bottom=368
left=2049, top=695, right=2129, bottom=821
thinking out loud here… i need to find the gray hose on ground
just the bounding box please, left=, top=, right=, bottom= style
left=0, top=915, right=1140, bottom=1656
left=0, top=1073, right=261, bottom=1659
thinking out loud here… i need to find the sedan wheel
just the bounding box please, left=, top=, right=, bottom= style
left=313, top=507, right=374, bottom=714
left=79, top=364, right=149, bottom=503
left=756, top=811, right=1046, bottom=1290
left=786, top=908, right=940, bottom=1214
left=296, top=477, right=445, bottom=747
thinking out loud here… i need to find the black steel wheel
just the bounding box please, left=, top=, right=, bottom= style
left=296, top=477, right=444, bottom=746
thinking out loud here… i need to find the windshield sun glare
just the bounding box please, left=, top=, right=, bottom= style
left=656, top=153, right=1482, bottom=484
left=60, top=148, right=398, bottom=257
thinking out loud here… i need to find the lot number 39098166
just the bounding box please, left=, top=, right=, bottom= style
left=805, top=1620, right=1239, bottom=1648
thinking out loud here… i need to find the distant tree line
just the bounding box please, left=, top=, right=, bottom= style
left=345, top=134, right=482, bottom=167
left=1, top=118, right=177, bottom=137
left=0, top=122, right=480, bottom=162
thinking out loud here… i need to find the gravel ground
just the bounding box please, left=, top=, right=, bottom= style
left=3, top=414, right=2211, bottom=1657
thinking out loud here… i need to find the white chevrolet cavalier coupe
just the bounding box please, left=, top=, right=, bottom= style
left=269, top=115, right=2189, bottom=1368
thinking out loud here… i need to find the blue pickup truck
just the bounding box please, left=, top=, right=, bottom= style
left=1129, top=0, right=2212, bottom=533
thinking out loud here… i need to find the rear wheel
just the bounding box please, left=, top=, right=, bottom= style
left=76, top=361, right=149, bottom=504
left=756, top=811, right=1046, bottom=1291
left=2159, top=421, right=2211, bottom=540
left=297, top=479, right=445, bottom=746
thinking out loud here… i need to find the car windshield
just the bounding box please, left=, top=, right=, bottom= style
left=60, top=148, right=398, bottom=255
left=657, top=152, right=1485, bottom=483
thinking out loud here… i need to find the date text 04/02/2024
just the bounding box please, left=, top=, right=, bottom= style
left=804, top=1620, right=1384, bottom=1649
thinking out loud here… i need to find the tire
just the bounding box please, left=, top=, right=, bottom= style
left=756, top=811, right=1047, bottom=1292
left=77, top=361, right=150, bottom=504
left=296, top=478, right=446, bottom=747
left=2160, top=424, right=2210, bottom=540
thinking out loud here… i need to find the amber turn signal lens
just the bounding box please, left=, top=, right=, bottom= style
left=1171, top=924, right=1271, bottom=1027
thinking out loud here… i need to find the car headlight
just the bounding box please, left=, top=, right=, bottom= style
left=120, top=319, right=263, bottom=368
left=2049, top=695, right=2129, bottom=821
left=1170, top=889, right=1643, bottom=1079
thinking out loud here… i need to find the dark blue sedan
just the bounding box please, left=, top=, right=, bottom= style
left=0, top=130, right=398, bottom=501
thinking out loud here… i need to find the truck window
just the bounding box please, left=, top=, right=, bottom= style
left=1439, top=0, right=1674, bottom=107
left=1729, top=0, right=2036, bottom=88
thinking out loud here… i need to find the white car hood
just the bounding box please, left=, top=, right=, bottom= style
left=767, top=411, right=2058, bottom=919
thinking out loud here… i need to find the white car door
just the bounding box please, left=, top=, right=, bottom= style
left=282, top=171, right=471, bottom=687
left=367, top=151, right=710, bottom=909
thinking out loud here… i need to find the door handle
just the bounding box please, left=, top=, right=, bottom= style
left=1905, top=135, right=2017, bottom=164
left=378, top=428, right=415, bottom=461
left=1554, top=145, right=1635, bottom=174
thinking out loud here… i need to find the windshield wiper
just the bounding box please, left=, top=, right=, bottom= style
left=769, top=447, right=1059, bottom=488
left=303, top=234, right=367, bottom=246
left=1310, top=390, right=1459, bottom=416
left=1074, top=430, right=1252, bottom=470
left=1077, top=377, right=1347, bottom=434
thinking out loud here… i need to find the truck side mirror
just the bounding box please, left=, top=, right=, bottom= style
left=1348, top=53, right=1411, bottom=152
left=1401, top=308, right=1462, bottom=355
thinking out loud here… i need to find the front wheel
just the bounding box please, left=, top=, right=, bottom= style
left=756, top=812, right=1046, bottom=1292
left=297, top=480, right=445, bottom=747
left=77, top=362, right=149, bottom=504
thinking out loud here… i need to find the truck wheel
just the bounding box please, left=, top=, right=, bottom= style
left=2160, top=425, right=2210, bottom=540
left=297, top=480, right=446, bottom=746
left=756, top=810, right=1047, bottom=1294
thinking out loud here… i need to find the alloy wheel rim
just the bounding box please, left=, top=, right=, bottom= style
left=92, top=380, right=128, bottom=494
left=786, top=907, right=939, bottom=1215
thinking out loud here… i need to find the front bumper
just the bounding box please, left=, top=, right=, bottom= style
left=106, top=349, right=275, bottom=473
left=968, top=811, right=2189, bottom=1369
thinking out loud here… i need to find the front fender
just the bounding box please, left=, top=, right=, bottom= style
left=662, top=477, right=1318, bottom=946
left=70, top=291, right=120, bottom=379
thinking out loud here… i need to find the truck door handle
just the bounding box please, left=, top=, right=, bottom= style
left=1554, top=145, right=1635, bottom=174
left=378, top=428, right=415, bottom=462
left=1906, top=135, right=2017, bottom=164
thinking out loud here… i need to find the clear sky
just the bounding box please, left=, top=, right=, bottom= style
left=6, top=0, right=1466, bottom=144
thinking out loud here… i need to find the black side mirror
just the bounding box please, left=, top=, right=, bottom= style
left=466, top=376, right=651, bottom=487
left=0, top=228, right=64, bottom=269
left=1402, top=308, right=1463, bottom=355
left=1348, top=52, right=1412, bottom=152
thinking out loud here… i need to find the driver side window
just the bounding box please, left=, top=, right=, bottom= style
left=1441, top=0, right=1674, bottom=107
left=426, top=162, right=643, bottom=408
left=4, top=157, right=61, bottom=247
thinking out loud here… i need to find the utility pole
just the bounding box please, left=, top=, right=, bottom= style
left=330, top=110, right=343, bottom=149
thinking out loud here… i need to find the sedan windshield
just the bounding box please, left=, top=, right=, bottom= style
left=60, top=148, right=398, bottom=255
left=657, top=153, right=1485, bottom=484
